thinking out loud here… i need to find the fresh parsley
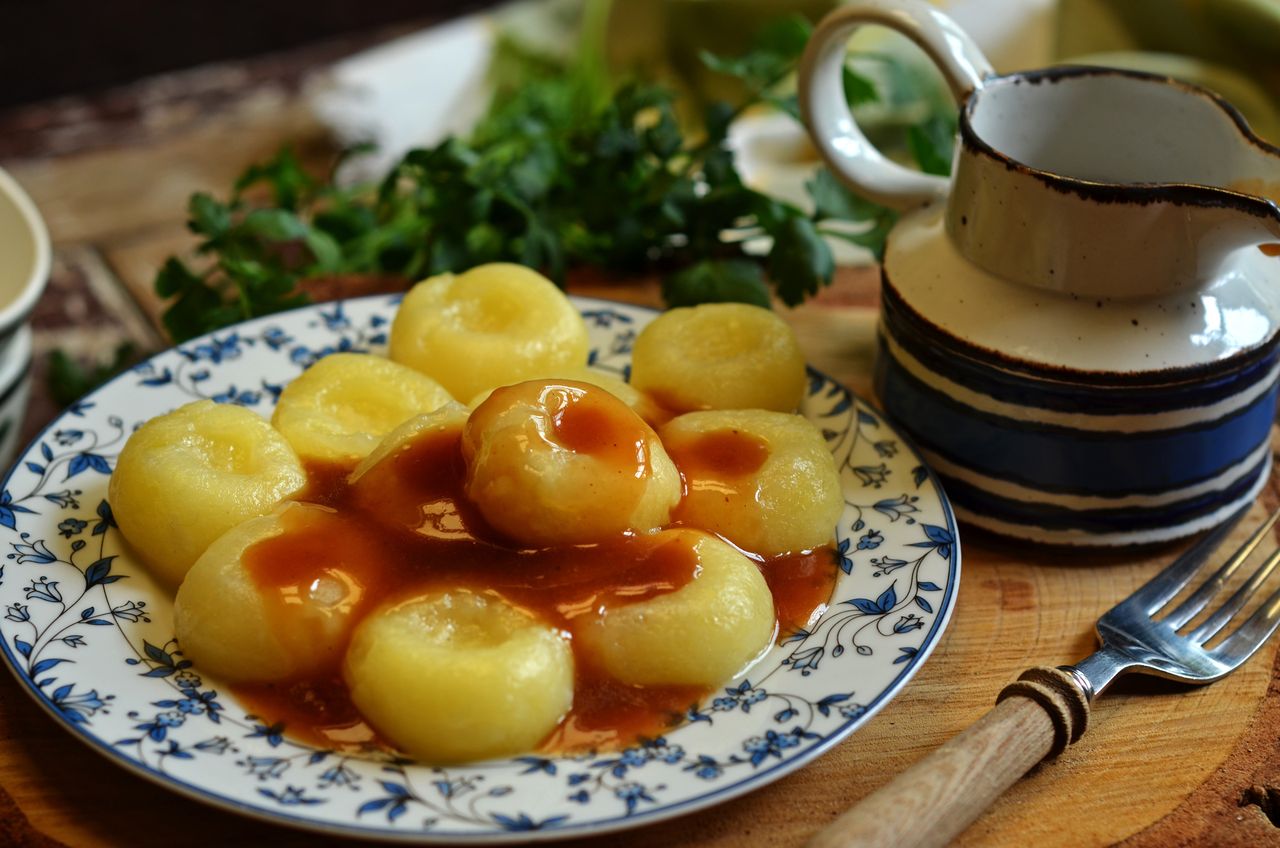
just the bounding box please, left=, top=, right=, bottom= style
left=47, top=343, right=138, bottom=407
left=153, top=14, right=954, bottom=343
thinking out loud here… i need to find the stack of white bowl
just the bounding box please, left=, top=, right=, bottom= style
left=0, top=168, right=50, bottom=471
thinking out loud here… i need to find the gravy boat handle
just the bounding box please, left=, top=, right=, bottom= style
left=798, top=0, right=993, bottom=212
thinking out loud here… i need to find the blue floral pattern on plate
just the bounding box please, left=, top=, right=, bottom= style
left=0, top=295, right=960, bottom=841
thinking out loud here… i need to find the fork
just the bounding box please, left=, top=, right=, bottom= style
left=808, top=504, right=1280, bottom=848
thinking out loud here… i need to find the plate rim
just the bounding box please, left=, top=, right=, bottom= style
left=0, top=293, right=961, bottom=842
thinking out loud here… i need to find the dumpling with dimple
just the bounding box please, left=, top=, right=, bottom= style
left=344, top=590, right=574, bottom=763
left=660, top=409, right=844, bottom=556
left=389, top=264, right=590, bottom=402
left=462, top=379, right=681, bottom=547
left=271, top=352, right=454, bottom=466
left=575, top=529, right=775, bottom=686
left=174, top=502, right=386, bottom=682
left=467, top=366, right=667, bottom=427
left=108, top=400, right=307, bottom=586
left=629, top=303, right=806, bottom=412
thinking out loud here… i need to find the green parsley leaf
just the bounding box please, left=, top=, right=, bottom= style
left=48, top=343, right=139, bottom=407
left=806, top=167, right=882, bottom=221
left=303, top=229, right=343, bottom=272
left=663, top=259, right=772, bottom=308
left=160, top=275, right=226, bottom=344
left=703, top=101, right=736, bottom=145
left=238, top=208, right=309, bottom=242
left=234, top=147, right=316, bottom=210
left=187, top=193, right=231, bottom=242
left=752, top=14, right=812, bottom=60
left=700, top=15, right=812, bottom=96
left=843, top=66, right=879, bottom=107
left=154, top=256, right=203, bottom=298
left=908, top=113, right=957, bottom=176
left=766, top=212, right=835, bottom=306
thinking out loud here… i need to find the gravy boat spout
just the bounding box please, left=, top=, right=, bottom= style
left=947, top=66, right=1280, bottom=299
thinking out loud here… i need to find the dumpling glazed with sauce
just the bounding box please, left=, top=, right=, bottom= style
left=344, top=589, right=575, bottom=764
left=174, top=502, right=391, bottom=682
left=661, top=409, right=845, bottom=556
left=462, top=379, right=682, bottom=547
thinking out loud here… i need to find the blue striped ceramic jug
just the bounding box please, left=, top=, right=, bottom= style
left=798, top=0, right=1280, bottom=546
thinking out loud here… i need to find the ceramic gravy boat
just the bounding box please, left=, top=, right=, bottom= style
left=798, top=0, right=1280, bottom=546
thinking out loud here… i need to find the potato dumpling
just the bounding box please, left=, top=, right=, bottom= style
left=349, top=402, right=470, bottom=485
left=271, top=352, right=453, bottom=465
left=575, top=529, right=775, bottom=686
left=630, top=303, right=806, bottom=412
left=175, top=503, right=382, bottom=682
left=108, top=400, right=306, bottom=586
left=344, top=590, right=573, bottom=763
left=347, top=404, right=473, bottom=540
left=660, top=409, right=843, bottom=556
left=463, top=379, right=681, bottom=546
left=389, top=263, right=590, bottom=401
left=467, top=366, right=665, bottom=426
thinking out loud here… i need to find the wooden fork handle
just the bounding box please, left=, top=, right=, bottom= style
left=807, top=667, right=1091, bottom=848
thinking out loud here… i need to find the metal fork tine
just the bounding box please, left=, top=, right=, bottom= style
left=1212, top=584, right=1280, bottom=665
left=1189, top=543, right=1280, bottom=644
left=1132, top=505, right=1255, bottom=615
left=1165, top=504, right=1280, bottom=628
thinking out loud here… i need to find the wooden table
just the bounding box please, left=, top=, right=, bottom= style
left=1, top=39, right=1278, bottom=848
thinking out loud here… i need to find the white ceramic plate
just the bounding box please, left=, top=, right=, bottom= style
left=0, top=295, right=959, bottom=841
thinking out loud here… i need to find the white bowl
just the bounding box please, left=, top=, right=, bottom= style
left=0, top=168, right=49, bottom=343
left=0, top=167, right=50, bottom=472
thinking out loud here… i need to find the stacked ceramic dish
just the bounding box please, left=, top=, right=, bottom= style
left=0, top=168, right=49, bottom=470
left=799, top=0, right=1280, bottom=547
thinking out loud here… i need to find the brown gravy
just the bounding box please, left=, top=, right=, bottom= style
left=232, top=424, right=838, bottom=756
left=667, top=427, right=770, bottom=479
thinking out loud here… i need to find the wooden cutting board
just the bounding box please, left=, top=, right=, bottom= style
left=1, top=269, right=1277, bottom=847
